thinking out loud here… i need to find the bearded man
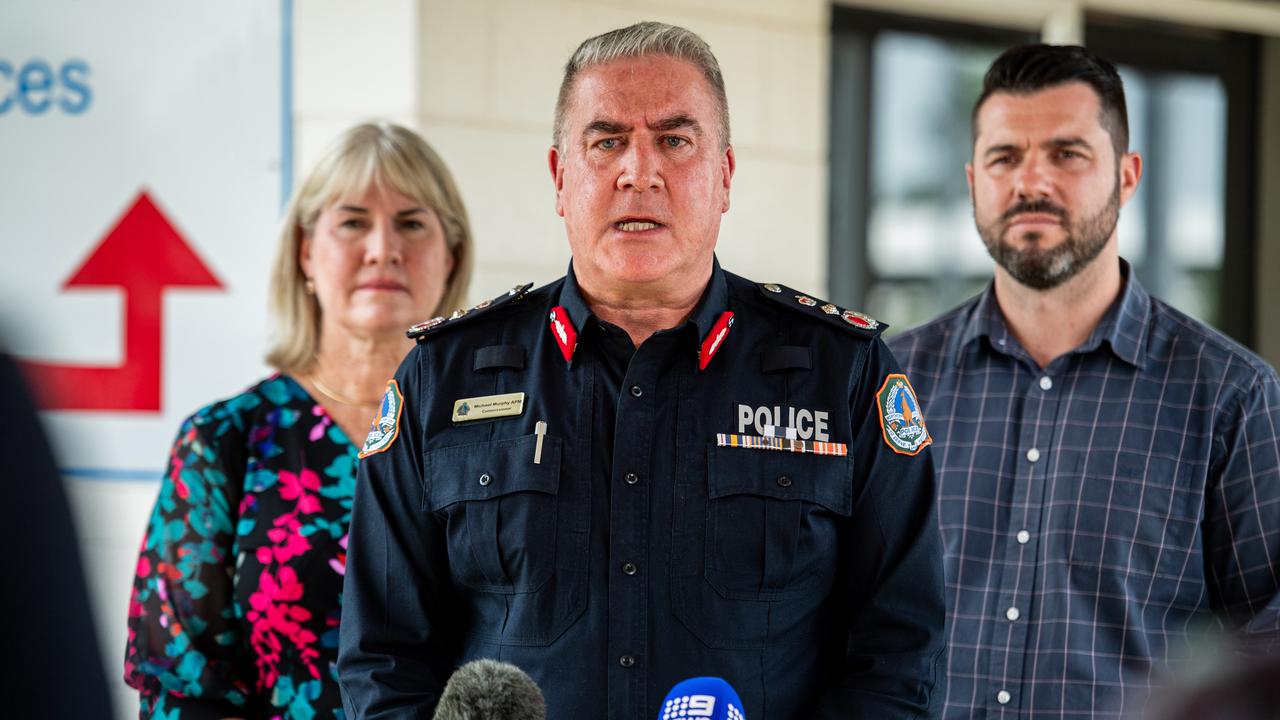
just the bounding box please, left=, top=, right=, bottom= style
left=888, top=44, right=1280, bottom=719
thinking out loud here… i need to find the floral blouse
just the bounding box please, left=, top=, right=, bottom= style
left=125, top=375, right=358, bottom=719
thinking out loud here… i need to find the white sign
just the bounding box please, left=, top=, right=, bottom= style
left=1, top=0, right=287, bottom=472
left=0, top=2, right=287, bottom=716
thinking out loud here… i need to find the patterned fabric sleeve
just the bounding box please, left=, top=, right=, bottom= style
left=125, top=415, right=254, bottom=718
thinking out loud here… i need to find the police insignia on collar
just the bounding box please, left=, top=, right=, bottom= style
left=876, top=374, right=930, bottom=456
left=408, top=315, right=447, bottom=334
left=359, top=380, right=405, bottom=458
left=842, top=309, right=879, bottom=330
left=698, top=311, right=735, bottom=371
left=548, top=306, right=578, bottom=362
left=755, top=282, right=887, bottom=335
left=407, top=282, right=533, bottom=340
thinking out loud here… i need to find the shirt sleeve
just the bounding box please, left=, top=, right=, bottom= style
left=812, top=337, right=946, bottom=719
left=337, top=346, right=460, bottom=717
left=124, top=415, right=255, bottom=719
left=1204, top=365, right=1280, bottom=650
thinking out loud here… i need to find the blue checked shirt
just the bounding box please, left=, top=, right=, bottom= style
left=888, top=264, right=1280, bottom=719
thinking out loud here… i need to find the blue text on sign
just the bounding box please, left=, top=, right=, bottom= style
left=0, top=59, right=92, bottom=115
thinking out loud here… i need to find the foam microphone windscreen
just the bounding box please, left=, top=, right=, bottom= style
left=658, top=676, right=746, bottom=720
left=432, top=659, right=546, bottom=720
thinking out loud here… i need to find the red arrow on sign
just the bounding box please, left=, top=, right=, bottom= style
left=20, top=190, right=224, bottom=412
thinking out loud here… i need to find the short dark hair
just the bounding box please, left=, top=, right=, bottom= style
left=972, top=44, right=1129, bottom=158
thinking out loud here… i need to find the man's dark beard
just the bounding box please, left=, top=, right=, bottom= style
left=976, top=179, right=1121, bottom=290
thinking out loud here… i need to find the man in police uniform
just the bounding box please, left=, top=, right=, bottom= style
left=338, top=21, right=945, bottom=720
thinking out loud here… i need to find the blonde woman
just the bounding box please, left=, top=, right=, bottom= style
left=125, top=122, right=472, bottom=719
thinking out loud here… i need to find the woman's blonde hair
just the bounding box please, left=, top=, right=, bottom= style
left=265, top=121, right=474, bottom=373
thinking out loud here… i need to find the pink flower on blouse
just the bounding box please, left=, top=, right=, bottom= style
left=279, top=469, right=323, bottom=515
left=265, top=515, right=311, bottom=564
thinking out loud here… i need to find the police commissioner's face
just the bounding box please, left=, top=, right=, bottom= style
left=549, top=54, right=735, bottom=297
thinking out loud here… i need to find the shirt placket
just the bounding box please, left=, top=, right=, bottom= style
left=606, top=336, right=662, bottom=719
left=988, top=362, right=1060, bottom=716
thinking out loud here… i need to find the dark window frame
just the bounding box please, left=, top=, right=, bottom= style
left=1085, top=15, right=1258, bottom=345
left=828, top=8, right=1034, bottom=313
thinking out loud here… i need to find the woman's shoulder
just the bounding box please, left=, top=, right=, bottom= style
left=182, top=373, right=309, bottom=436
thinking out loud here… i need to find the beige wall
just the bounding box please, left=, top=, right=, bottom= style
left=295, top=0, right=832, bottom=307
left=293, top=0, right=1279, bottom=356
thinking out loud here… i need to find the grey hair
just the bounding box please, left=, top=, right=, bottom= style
left=553, top=21, right=730, bottom=150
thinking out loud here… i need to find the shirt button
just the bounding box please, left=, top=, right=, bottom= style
left=997, top=690, right=1011, bottom=705
left=630, top=385, right=643, bottom=397
left=1026, top=447, right=1041, bottom=463
left=1006, top=606, right=1020, bottom=621
left=619, top=655, right=635, bottom=668
left=1016, top=530, right=1031, bottom=544
left=1039, top=376, right=1053, bottom=391
left=776, top=475, right=793, bottom=488
left=624, top=472, right=639, bottom=485
left=478, top=473, right=492, bottom=486
left=622, top=562, right=637, bottom=576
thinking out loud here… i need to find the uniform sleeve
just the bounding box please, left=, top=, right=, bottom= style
left=338, top=347, right=460, bottom=717
left=812, top=337, right=946, bottom=719
left=1204, top=366, right=1280, bottom=651
left=125, top=416, right=255, bottom=719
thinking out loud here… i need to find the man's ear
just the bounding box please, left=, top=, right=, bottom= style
left=719, top=146, right=735, bottom=213
left=549, top=146, right=566, bottom=218
left=1118, top=150, right=1143, bottom=206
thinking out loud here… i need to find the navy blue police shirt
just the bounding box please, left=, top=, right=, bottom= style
left=337, top=260, right=946, bottom=719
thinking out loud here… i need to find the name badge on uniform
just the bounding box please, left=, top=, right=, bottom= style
left=452, top=392, right=526, bottom=422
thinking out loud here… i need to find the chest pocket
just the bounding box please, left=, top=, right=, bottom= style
left=705, top=446, right=854, bottom=600
left=425, top=434, right=562, bottom=593
left=1054, top=456, right=1204, bottom=583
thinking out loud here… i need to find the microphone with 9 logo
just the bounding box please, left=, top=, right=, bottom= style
left=658, top=677, right=746, bottom=720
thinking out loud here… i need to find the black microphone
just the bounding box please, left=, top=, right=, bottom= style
left=658, top=677, right=746, bottom=720
left=432, top=659, right=546, bottom=720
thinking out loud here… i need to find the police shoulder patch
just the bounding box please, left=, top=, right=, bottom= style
left=359, top=380, right=405, bottom=458
left=407, top=282, right=534, bottom=341
left=876, top=373, right=930, bottom=456
left=755, top=282, right=887, bottom=336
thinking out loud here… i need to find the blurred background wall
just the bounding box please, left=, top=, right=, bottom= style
left=2, top=1, right=1278, bottom=717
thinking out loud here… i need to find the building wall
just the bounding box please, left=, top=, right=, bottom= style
left=295, top=0, right=833, bottom=305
